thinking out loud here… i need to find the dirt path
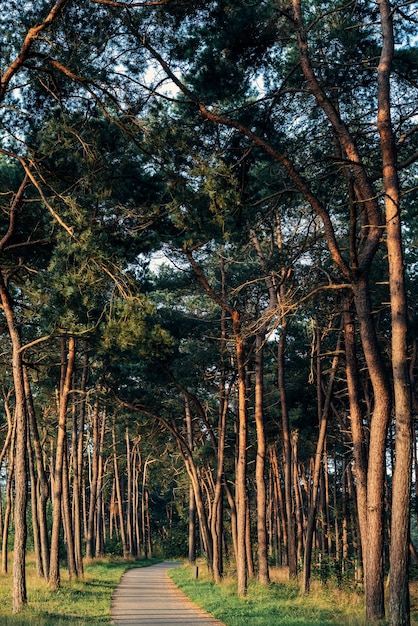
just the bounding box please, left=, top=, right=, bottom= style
left=111, top=561, right=225, bottom=625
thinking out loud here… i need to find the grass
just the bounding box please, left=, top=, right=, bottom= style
left=169, top=562, right=418, bottom=626
left=0, top=555, right=160, bottom=625
left=1, top=555, right=418, bottom=625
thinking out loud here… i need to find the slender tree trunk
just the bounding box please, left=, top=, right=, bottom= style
left=2, top=418, right=15, bottom=575
left=185, top=396, right=196, bottom=565
left=141, top=459, right=148, bottom=558
left=95, top=411, right=106, bottom=557
left=184, top=454, right=214, bottom=571
left=245, top=495, right=255, bottom=579
left=270, top=446, right=288, bottom=568
left=112, top=421, right=128, bottom=558
left=377, top=5, right=413, bottom=624
left=125, top=428, right=134, bottom=556
left=224, top=481, right=238, bottom=567
left=86, top=400, right=99, bottom=559
left=24, top=368, right=50, bottom=580
left=303, top=326, right=341, bottom=593
left=211, top=392, right=227, bottom=582
left=185, top=250, right=245, bottom=589
left=254, top=333, right=270, bottom=584
left=292, top=433, right=304, bottom=568
left=0, top=271, right=28, bottom=612
left=211, top=300, right=228, bottom=583
left=233, top=310, right=248, bottom=597
left=49, top=336, right=76, bottom=589
left=27, top=431, right=42, bottom=577
left=62, top=438, right=76, bottom=579
left=278, top=322, right=297, bottom=578
left=342, top=294, right=368, bottom=570
left=73, top=349, right=88, bottom=577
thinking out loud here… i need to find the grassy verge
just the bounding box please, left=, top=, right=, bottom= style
left=169, top=562, right=418, bottom=626
left=0, top=556, right=159, bottom=625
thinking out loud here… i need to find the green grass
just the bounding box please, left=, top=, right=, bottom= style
left=169, top=562, right=418, bottom=626
left=0, top=556, right=160, bottom=625
left=1, top=556, right=417, bottom=625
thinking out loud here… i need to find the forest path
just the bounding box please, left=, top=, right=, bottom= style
left=111, top=561, right=226, bottom=625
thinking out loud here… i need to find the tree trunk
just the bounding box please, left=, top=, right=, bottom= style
left=86, top=399, right=100, bottom=559
left=377, top=5, right=413, bottom=624
left=73, top=348, right=88, bottom=577
left=24, top=368, right=50, bottom=580
left=0, top=271, right=28, bottom=612
left=278, top=322, right=297, bottom=578
left=112, top=421, right=128, bottom=558
left=95, top=410, right=106, bottom=557
left=342, top=295, right=368, bottom=570
left=302, top=325, right=341, bottom=593
left=62, top=437, right=76, bottom=579
left=49, top=336, right=76, bottom=589
left=254, top=332, right=270, bottom=584
left=233, top=310, right=248, bottom=597
left=211, top=302, right=228, bottom=583
left=1, top=417, right=15, bottom=575
left=185, top=396, right=196, bottom=565
left=27, top=431, right=42, bottom=577
left=352, top=277, right=391, bottom=621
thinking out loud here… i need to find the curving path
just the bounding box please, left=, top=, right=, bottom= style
left=111, top=561, right=225, bottom=625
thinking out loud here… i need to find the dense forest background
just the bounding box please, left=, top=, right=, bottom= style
left=1, top=1, right=418, bottom=624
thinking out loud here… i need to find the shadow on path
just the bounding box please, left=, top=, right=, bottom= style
left=111, top=561, right=225, bottom=625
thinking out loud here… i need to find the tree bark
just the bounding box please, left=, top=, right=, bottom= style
left=0, top=270, right=28, bottom=612
left=1, top=414, right=15, bottom=575
left=62, top=437, right=76, bottom=579
left=27, top=430, right=42, bottom=577
left=185, top=396, right=197, bottom=565
left=72, top=348, right=88, bottom=577
left=24, top=368, right=50, bottom=580
left=86, top=399, right=100, bottom=559
left=352, top=277, right=391, bottom=621
left=278, top=322, right=297, bottom=578
left=342, top=295, right=368, bottom=568
left=377, top=4, right=413, bottom=624
left=49, top=336, right=76, bottom=589
left=254, top=333, right=270, bottom=584
left=112, top=421, right=128, bottom=558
